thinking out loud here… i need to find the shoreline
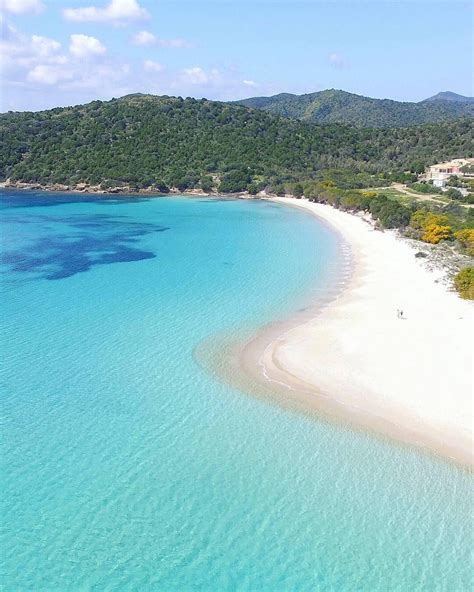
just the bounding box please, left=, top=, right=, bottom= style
left=240, top=197, right=473, bottom=468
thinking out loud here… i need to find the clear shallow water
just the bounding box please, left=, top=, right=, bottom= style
left=0, top=190, right=472, bottom=591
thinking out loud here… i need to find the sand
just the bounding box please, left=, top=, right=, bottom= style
left=255, top=197, right=473, bottom=467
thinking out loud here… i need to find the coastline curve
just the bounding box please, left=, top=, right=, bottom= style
left=198, top=197, right=474, bottom=469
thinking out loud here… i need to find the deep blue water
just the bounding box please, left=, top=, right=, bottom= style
left=1, top=190, right=472, bottom=591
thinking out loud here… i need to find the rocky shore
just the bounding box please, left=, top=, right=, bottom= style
left=0, top=179, right=214, bottom=196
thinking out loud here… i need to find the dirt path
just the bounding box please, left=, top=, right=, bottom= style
left=391, top=183, right=447, bottom=204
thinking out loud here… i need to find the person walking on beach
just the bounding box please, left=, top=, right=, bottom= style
left=400, top=310, right=404, bottom=319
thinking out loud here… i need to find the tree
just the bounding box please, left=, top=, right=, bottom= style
left=155, top=181, right=170, bottom=193
left=272, top=184, right=286, bottom=196
left=247, top=183, right=258, bottom=195
left=293, top=183, right=304, bottom=198
left=200, top=175, right=214, bottom=192
left=219, top=169, right=252, bottom=193
left=409, top=160, right=425, bottom=175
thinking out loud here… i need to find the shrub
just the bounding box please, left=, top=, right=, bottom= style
left=409, top=182, right=441, bottom=194
left=410, top=209, right=429, bottom=230
left=445, top=187, right=463, bottom=200
left=454, top=229, right=474, bottom=256
left=271, top=184, right=286, bottom=196
left=369, top=195, right=410, bottom=228
left=411, top=211, right=451, bottom=236
left=454, top=267, right=474, bottom=299
left=425, top=213, right=450, bottom=227
left=446, top=175, right=462, bottom=188
left=369, top=195, right=389, bottom=216
left=340, top=192, right=371, bottom=211
left=421, top=224, right=452, bottom=244
left=378, top=201, right=411, bottom=228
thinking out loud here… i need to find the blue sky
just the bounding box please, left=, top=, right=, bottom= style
left=1, top=0, right=473, bottom=111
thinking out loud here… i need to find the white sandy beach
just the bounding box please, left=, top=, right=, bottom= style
left=258, top=197, right=473, bottom=466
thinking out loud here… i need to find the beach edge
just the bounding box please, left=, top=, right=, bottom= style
left=240, top=197, right=473, bottom=469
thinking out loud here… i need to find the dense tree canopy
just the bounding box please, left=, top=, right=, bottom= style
left=1, top=95, right=473, bottom=191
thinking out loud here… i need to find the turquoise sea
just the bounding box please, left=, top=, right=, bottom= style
left=1, top=190, right=472, bottom=591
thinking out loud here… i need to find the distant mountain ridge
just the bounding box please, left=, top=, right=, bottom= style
left=423, top=91, right=474, bottom=103
left=233, top=89, right=474, bottom=127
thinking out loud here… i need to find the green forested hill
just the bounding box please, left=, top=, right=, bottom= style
left=234, top=89, right=474, bottom=127
left=1, top=94, right=473, bottom=191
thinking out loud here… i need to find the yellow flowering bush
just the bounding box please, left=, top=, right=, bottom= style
left=421, top=223, right=452, bottom=244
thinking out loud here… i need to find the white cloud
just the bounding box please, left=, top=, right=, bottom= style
left=243, top=79, right=256, bottom=87
left=0, top=25, right=106, bottom=72
left=0, top=0, right=44, bottom=14
left=132, top=30, right=190, bottom=48
left=27, top=64, right=72, bottom=85
left=1, top=23, right=108, bottom=92
left=63, top=0, right=148, bottom=24
left=31, top=35, right=61, bottom=58
left=1, top=20, right=271, bottom=111
left=182, top=67, right=219, bottom=85
left=143, top=59, right=164, bottom=73
left=132, top=30, right=156, bottom=46
left=0, top=22, right=65, bottom=68
left=328, top=52, right=350, bottom=70
left=69, top=34, right=107, bottom=58
left=1, top=20, right=134, bottom=108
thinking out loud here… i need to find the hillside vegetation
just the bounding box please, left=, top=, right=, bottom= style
left=235, top=89, right=474, bottom=127
left=1, top=94, right=473, bottom=191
